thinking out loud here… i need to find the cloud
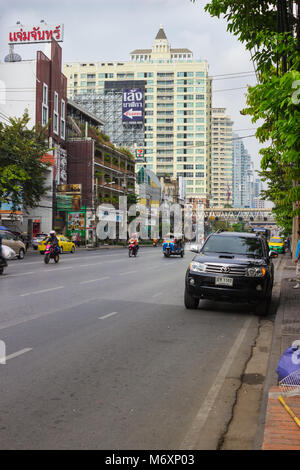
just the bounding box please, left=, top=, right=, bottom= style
left=0, top=0, right=264, bottom=169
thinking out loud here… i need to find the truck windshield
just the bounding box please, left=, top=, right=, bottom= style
left=203, top=235, right=263, bottom=257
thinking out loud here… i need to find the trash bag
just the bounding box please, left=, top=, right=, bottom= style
left=276, top=343, right=300, bottom=382
left=2, top=245, right=16, bottom=260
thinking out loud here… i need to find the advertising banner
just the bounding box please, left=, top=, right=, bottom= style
left=57, top=184, right=81, bottom=211
left=67, top=211, right=86, bottom=238
left=57, top=184, right=81, bottom=194
left=57, top=194, right=81, bottom=211
left=122, top=89, right=144, bottom=122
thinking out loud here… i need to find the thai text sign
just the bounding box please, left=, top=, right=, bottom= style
left=122, top=89, right=144, bottom=122
left=8, top=24, right=64, bottom=44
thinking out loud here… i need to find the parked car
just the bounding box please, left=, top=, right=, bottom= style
left=185, top=231, right=278, bottom=316
left=268, top=236, right=285, bottom=254
left=0, top=229, right=26, bottom=259
left=32, top=233, right=48, bottom=250
left=38, top=235, right=76, bottom=254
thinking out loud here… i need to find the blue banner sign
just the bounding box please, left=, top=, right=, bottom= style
left=122, top=88, right=144, bottom=122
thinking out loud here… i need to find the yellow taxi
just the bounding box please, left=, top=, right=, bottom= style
left=38, top=235, right=76, bottom=254
left=268, top=236, right=285, bottom=254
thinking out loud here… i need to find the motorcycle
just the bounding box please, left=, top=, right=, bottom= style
left=128, top=242, right=137, bottom=257
left=162, top=237, right=184, bottom=258
left=153, top=238, right=159, bottom=247
left=44, top=243, right=60, bottom=264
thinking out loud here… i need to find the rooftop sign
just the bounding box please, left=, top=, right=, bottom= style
left=122, top=89, right=144, bottom=122
left=8, top=24, right=64, bottom=45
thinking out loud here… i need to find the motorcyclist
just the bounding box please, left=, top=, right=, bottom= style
left=128, top=235, right=138, bottom=255
left=46, top=230, right=60, bottom=254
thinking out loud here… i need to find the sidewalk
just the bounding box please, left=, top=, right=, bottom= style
left=260, top=254, right=300, bottom=449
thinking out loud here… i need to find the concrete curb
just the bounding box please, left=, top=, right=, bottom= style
left=253, top=255, right=286, bottom=449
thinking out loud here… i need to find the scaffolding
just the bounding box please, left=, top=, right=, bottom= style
left=72, top=80, right=146, bottom=153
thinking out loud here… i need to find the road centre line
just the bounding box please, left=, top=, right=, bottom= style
left=20, top=286, right=64, bottom=297
left=99, top=312, right=118, bottom=320
left=3, top=348, right=33, bottom=362
left=180, top=317, right=253, bottom=450
left=80, top=277, right=110, bottom=284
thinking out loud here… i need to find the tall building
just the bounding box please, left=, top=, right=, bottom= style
left=64, top=26, right=212, bottom=204
left=210, top=108, right=233, bottom=207
left=232, top=133, right=256, bottom=208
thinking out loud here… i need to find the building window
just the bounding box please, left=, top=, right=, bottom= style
left=61, top=99, right=65, bottom=140
left=42, top=83, right=48, bottom=126
left=53, top=91, right=59, bottom=135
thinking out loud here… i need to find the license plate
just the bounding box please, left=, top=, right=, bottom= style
left=215, top=277, right=233, bottom=287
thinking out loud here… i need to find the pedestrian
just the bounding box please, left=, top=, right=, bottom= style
left=76, top=232, right=81, bottom=247
left=286, top=235, right=291, bottom=255
left=292, top=230, right=300, bottom=289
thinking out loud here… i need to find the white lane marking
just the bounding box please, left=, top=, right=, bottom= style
left=20, top=286, right=64, bottom=297
left=0, top=296, right=102, bottom=332
left=79, top=263, right=101, bottom=267
left=4, top=348, right=33, bottom=362
left=48, top=267, right=73, bottom=271
left=99, top=312, right=118, bottom=320
left=80, top=276, right=110, bottom=284
left=153, top=292, right=163, bottom=298
left=5, top=271, right=34, bottom=277
left=119, top=270, right=137, bottom=275
left=180, top=317, right=253, bottom=450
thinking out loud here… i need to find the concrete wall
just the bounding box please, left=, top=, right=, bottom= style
left=0, top=60, right=36, bottom=126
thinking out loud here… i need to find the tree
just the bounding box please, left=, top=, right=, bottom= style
left=190, top=0, right=300, bottom=241
left=0, top=112, right=50, bottom=212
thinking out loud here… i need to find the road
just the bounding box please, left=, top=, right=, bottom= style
left=0, top=246, right=277, bottom=449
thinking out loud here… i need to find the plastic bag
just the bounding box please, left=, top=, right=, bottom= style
left=276, top=343, right=300, bottom=382
left=2, top=245, right=16, bottom=260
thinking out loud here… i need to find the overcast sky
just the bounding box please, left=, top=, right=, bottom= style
left=0, top=0, right=263, bottom=172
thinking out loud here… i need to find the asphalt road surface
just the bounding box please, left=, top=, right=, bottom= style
left=0, top=247, right=277, bottom=449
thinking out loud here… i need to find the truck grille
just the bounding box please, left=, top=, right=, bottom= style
left=205, top=263, right=247, bottom=276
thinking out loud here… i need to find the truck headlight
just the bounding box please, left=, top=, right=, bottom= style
left=247, top=267, right=266, bottom=277
left=189, top=261, right=206, bottom=273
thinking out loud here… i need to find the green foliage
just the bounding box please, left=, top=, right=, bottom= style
left=118, top=147, right=134, bottom=160
left=127, top=193, right=140, bottom=206
left=0, top=112, right=50, bottom=211
left=232, top=222, right=246, bottom=232
left=190, top=0, right=300, bottom=233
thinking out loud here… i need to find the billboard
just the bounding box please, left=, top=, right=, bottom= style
left=67, top=211, right=86, bottom=238
left=122, top=89, right=144, bottom=122
left=8, top=24, right=64, bottom=45
left=57, top=184, right=81, bottom=211
left=57, top=184, right=81, bottom=194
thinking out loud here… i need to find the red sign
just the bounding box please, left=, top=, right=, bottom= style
left=8, top=24, right=64, bottom=44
